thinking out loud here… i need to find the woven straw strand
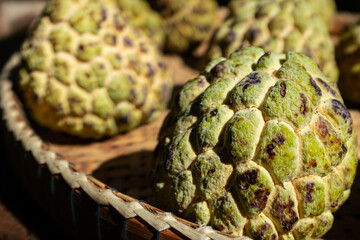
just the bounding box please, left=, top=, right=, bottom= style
left=76, top=175, right=110, bottom=205
left=157, top=213, right=210, bottom=240
left=101, top=189, right=137, bottom=219
left=196, top=226, right=251, bottom=240
left=127, top=201, right=170, bottom=232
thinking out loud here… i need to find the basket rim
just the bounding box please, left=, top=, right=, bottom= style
left=0, top=53, right=250, bottom=240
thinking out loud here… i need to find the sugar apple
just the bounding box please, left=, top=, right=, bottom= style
left=18, top=0, right=173, bottom=139
left=206, top=0, right=339, bottom=83
left=336, top=20, right=360, bottom=108
left=303, top=0, right=336, bottom=26
left=153, top=47, right=357, bottom=239
left=148, top=0, right=218, bottom=53
left=217, top=0, right=336, bottom=24
left=116, top=0, right=165, bottom=46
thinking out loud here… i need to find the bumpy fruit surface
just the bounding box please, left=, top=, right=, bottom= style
left=206, top=0, right=338, bottom=82
left=116, top=0, right=164, bottom=46
left=154, top=47, right=357, bottom=239
left=304, top=0, right=336, bottom=26
left=18, top=0, right=173, bottom=139
left=336, top=21, right=360, bottom=108
left=149, top=0, right=218, bottom=53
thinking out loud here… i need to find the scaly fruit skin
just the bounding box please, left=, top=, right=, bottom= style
left=206, top=0, right=338, bottom=83
left=149, top=0, right=218, bottom=53
left=116, top=0, right=164, bottom=46
left=154, top=47, right=357, bottom=239
left=336, top=21, right=360, bottom=108
left=304, top=0, right=336, bottom=26
left=18, top=0, right=173, bottom=139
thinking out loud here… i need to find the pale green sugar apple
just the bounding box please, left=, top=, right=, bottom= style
left=336, top=20, right=360, bottom=108
left=116, top=0, right=164, bottom=46
left=153, top=47, right=357, bottom=239
left=18, top=0, right=173, bottom=139
left=148, top=0, right=218, bottom=53
left=218, top=0, right=336, bottom=24
left=206, top=0, right=339, bottom=83
left=304, top=0, right=336, bottom=26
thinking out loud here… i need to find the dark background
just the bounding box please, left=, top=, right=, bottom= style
left=336, top=0, right=360, bottom=12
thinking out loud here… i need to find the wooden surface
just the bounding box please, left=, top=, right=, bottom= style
left=0, top=203, right=38, bottom=240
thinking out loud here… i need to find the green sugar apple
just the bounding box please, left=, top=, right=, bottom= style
left=18, top=0, right=173, bottom=139
left=304, top=0, right=336, bottom=26
left=217, top=0, right=336, bottom=25
left=116, top=0, right=165, bottom=46
left=336, top=20, right=360, bottom=108
left=148, top=0, right=218, bottom=53
left=206, top=0, right=338, bottom=83
left=153, top=47, right=357, bottom=239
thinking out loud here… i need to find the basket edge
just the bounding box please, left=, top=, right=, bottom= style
left=0, top=53, right=250, bottom=240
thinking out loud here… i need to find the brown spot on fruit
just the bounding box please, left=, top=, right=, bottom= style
left=242, top=72, right=262, bottom=90
left=239, top=169, right=259, bottom=190
left=272, top=198, right=298, bottom=233
left=99, top=7, right=107, bottom=25
left=210, top=61, right=227, bottom=79
left=338, top=144, right=347, bottom=160
left=123, top=37, right=132, bottom=46
left=210, top=109, right=218, bottom=117
left=331, top=99, right=353, bottom=134
left=84, top=121, right=94, bottom=128
left=225, top=31, right=237, bottom=44
left=130, top=89, right=137, bottom=101
left=253, top=223, right=270, bottom=240
left=146, top=63, right=155, bottom=77
left=115, top=115, right=130, bottom=125
left=127, top=75, right=135, bottom=84
left=250, top=187, right=271, bottom=211
left=305, top=182, right=315, bottom=203
left=273, top=134, right=285, bottom=146
left=208, top=168, right=216, bottom=174
left=264, top=144, right=276, bottom=159
left=299, top=93, right=308, bottom=116
left=158, top=61, right=167, bottom=70
left=310, top=77, right=322, bottom=97
left=165, top=147, right=175, bottom=170
left=317, top=116, right=330, bottom=138
left=139, top=87, right=148, bottom=106
left=309, top=159, right=318, bottom=168
left=280, top=81, right=286, bottom=97
left=304, top=46, right=313, bottom=60
left=332, top=100, right=351, bottom=122
left=316, top=78, right=337, bottom=97
left=248, top=28, right=260, bottom=43
left=331, top=198, right=339, bottom=208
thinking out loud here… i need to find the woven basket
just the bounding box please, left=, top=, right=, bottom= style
left=1, top=11, right=360, bottom=240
